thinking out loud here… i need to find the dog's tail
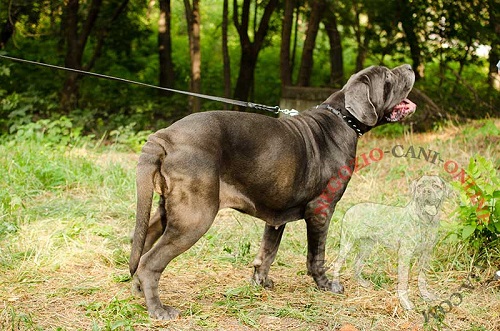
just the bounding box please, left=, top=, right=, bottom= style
left=129, top=134, right=167, bottom=276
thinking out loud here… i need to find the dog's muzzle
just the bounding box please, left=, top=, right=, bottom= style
left=419, top=189, right=443, bottom=216
left=385, top=99, right=417, bottom=122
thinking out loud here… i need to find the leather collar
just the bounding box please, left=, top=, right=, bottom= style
left=318, top=104, right=371, bottom=137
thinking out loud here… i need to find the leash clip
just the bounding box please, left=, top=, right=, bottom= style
left=247, top=103, right=280, bottom=113
left=277, top=108, right=300, bottom=116
left=246, top=103, right=299, bottom=116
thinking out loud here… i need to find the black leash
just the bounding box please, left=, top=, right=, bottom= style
left=0, top=54, right=299, bottom=116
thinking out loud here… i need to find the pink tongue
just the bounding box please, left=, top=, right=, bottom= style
left=397, top=98, right=416, bottom=110
left=387, top=98, right=416, bottom=122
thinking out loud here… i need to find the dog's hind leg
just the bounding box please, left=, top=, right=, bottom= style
left=134, top=180, right=219, bottom=320
left=252, top=224, right=286, bottom=289
left=131, top=202, right=167, bottom=298
left=353, top=239, right=374, bottom=288
left=142, top=196, right=168, bottom=255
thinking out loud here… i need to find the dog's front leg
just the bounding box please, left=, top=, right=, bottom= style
left=416, top=248, right=439, bottom=301
left=305, top=215, right=333, bottom=290
left=397, top=252, right=415, bottom=310
left=252, top=224, right=286, bottom=289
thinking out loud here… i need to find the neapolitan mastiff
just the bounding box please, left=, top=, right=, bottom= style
left=129, top=64, right=416, bottom=319
left=330, top=175, right=447, bottom=310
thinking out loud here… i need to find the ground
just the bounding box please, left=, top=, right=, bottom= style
left=0, top=119, right=499, bottom=331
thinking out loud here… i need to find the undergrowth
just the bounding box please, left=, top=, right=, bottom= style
left=0, top=118, right=498, bottom=330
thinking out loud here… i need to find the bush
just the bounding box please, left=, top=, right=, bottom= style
left=452, top=155, right=500, bottom=249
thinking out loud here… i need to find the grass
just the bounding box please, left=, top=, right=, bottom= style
left=0, top=118, right=499, bottom=330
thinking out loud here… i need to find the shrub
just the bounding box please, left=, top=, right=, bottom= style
left=452, top=155, right=500, bottom=249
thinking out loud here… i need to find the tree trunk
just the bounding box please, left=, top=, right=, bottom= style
left=159, top=0, right=175, bottom=94
left=0, top=20, right=15, bottom=49
left=353, top=1, right=367, bottom=72
left=291, top=3, right=300, bottom=78
left=184, top=0, right=201, bottom=113
left=0, top=4, right=22, bottom=50
left=60, top=0, right=128, bottom=112
left=323, top=4, right=343, bottom=85
left=297, top=0, right=325, bottom=87
left=222, top=0, right=232, bottom=108
left=85, top=0, right=129, bottom=71
left=488, top=0, right=500, bottom=90
left=397, top=0, right=424, bottom=79
left=61, top=0, right=85, bottom=111
left=280, top=0, right=294, bottom=87
left=232, top=0, right=279, bottom=106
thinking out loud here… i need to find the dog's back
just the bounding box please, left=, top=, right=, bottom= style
left=341, top=202, right=411, bottom=247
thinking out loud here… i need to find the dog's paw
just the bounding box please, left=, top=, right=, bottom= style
left=262, top=278, right=274, bottom=289
left=329, top=280, right=344, bottom=294
left=400, top=299, right=415, bottom=310
left=149, top=305, right=180, bottom=320
left=252, top=275, right=274, bottom=289
left=420, top=291, right=439, bottom=302
left=397, top=291, right=415, bottom=310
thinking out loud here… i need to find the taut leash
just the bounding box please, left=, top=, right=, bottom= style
left=0, top=54, right=299, bottom=116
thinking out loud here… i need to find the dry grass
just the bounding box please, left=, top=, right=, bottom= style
left=0, top=119, right=499, bottom=330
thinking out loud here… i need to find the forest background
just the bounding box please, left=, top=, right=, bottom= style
left=0, top=0, right=499, bottom=136
left=1, top=1, right=500, bottom=329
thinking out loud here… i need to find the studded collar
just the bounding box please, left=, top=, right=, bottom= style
left=319, top=104, right=372, bottom=137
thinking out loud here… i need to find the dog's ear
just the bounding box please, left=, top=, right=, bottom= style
left=410, top=179, right=417, bottom=196
left=344, top=76, right=378, bottom=126
left=438, top=176, right=451, bottom=198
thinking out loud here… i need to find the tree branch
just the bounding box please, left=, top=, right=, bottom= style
left=254, top=0, right=278, bottom=50
left=84, top=0, right=130, bottom=71
left=79, top=0, right=103, bottom=51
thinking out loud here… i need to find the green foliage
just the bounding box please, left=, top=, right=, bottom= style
left=0, top=119, right=497, bottom=329
left=0, top=88, right=59, bottom=135
left=4, top=307, right=43, bottom=331
left=370, top=122, right=407, bottom=138
left=0, top=117, right=144, bottom=239
left=452, top=155, right=500, bottom=248
left=0, top=0, right=496, bottom=138
left=465, top=325, right=488, bottom=331
left=415, top=61, right=499, bottom=121
left=222, top=238, right=252, bottom=264
left=462, top=119, right=500, bottom=138
left=109, top=122, right=151, bottom=152
left=0, top=130, right=93, bottom=237
left=10, top=116, right=83, bottom=146
left=365, top=271, right=393, bottom=290
left=82, top=296, right=149, bottom=331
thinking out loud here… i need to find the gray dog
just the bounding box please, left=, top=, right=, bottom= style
left=129, top=64, right=416, bottom=319
left=330, top=175, right=447, bottom=310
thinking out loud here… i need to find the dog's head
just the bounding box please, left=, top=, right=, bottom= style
left=410, top=175, right=448, bottom=217
left=341, top=64, right=416, bottom=127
